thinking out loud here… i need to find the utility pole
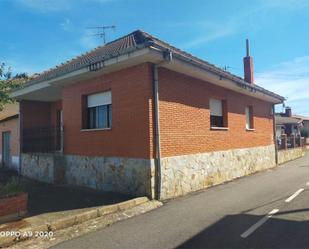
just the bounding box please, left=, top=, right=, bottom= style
left=87, top=25, right=116, bottom=44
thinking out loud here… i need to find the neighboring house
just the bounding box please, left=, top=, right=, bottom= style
left=276, top=107, right=303, bottom=137
left=0, top=103, right=20, bottom=171
left=275, top=107, right=305, bottom=149
left=293, top=114, right=309, bottom=130
left=11, top=30, right=284, bottom=200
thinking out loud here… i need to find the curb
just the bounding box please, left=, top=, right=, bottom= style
left=0, top=197, right=151, bottom=248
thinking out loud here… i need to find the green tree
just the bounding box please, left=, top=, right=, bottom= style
left=0, top=63, right=28, bottom=111
left=301, top=128, right=309, bottom=138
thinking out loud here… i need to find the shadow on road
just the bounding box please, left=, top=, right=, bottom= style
left=176, top=210, right=309, bottom=249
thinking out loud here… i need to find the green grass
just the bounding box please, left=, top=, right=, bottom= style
left=0, top=177, right=23, bottom=199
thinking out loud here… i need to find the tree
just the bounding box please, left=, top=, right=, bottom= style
left=0, top=63, right=28, bottom=111
left=301, top=127, right=309, bottom=138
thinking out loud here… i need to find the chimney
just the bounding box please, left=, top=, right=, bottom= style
left=285, top=107, right=292, bottom=117
left=243, top=39, right=254, bottom=84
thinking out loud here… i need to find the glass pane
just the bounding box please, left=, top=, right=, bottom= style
left=97, top=106, right=105, bottom=128
left=108, top=105, right=112, bottom=128
left=88, top=107, right=96, bottom=129
left=96, top=105, right=108, bottom=128
left=211, top=115, right=223, bottom=127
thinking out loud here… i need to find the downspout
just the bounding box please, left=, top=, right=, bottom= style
left=272, top=104, right=278, bottom=165
left=152, top=51, right=172, bottom=200
left=18, top=101, right=23, bottom=176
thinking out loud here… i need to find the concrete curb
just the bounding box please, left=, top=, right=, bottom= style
left=0, top=197, right=152, bottom=248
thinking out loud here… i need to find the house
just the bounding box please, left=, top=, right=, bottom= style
left=11, top=30, right=285, bottom=200
left=0, top=103, right=20, bottom=171
left=293, top=114, right=309, bottom=130
left=276, top=107, right=306, bottom=149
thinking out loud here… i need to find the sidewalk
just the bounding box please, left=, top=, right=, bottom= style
left=0, top=196, right=162, bottom=248
left=0, top=169, right=163, bottom=248
left=0, top=169, right=131, bottom=217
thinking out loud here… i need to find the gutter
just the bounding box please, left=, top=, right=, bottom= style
left=272, top=105, right=278, bottom=165
left=152, top=51, right=173, bottom=200
left=18, top=102, right=23, bottom=177
left=11, top=47, right=154, bottom=99
left=149, top=44, right=285, bottom=104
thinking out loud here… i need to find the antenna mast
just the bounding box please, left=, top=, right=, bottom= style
left=87, top=25, right=116, bottom=44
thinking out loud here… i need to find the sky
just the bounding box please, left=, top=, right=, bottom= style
left=0, top=0, right=308, bottom=115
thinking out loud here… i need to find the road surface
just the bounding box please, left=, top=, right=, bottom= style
left=53, top=150, right=309, bottom=249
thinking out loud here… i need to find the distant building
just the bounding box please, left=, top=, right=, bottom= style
left=293, top=114, right=309, bottom=130
left=0, top=103, right=20, bottom=171
left=275, top=107, right=305, bottom=149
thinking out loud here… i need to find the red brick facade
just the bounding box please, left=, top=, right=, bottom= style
left=20, top=63, right=275, bottom=159
left=0, top=193, right=27, bottom=217
left=158, top=68, right=274, bottom=157
left=62, top=63, right=154, bottom=158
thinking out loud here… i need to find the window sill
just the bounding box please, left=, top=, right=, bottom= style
left=210, top=127, right=229, bottom=131
left=246, top=128, right=255, bottom=132
left=81, top=128, right=111, bottom=132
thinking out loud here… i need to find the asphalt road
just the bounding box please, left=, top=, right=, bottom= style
left=53, top=150, right=309, bottom=249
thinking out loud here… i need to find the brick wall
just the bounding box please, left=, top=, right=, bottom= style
left=0, top=117, right=19, bottom=157
left=0, top=193, right=27, bottom=217
left=158, top=68, right=274, bottom=157
left=21, top=100, right=51, bottom=129
left=19, top=63, right=275, bottom=160
left=62, top=63, right=154, bottom=158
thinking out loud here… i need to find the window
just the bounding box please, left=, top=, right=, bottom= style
left=86, top=91, right=112, bottom=129
left=210, top=98, right=226, bottom=128
left=245, top=106, right=254, bottom=129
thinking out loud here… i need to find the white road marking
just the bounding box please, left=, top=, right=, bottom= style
left=285, top=188, right=304, bottom=203
left=240, top=209, right=279, bottom=238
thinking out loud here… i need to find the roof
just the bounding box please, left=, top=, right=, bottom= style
left=0, top=114, right=19, bottom=123
left=276, top=116, right=303, bottom=125
left=293, top=114, right=309, bottom=121
left=0, top=103, right=19, bottom=121
left=19, top=30, right=284, bottom=102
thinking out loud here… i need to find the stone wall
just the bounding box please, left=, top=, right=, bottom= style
left=22, top=145, right=279, bottom=200
left=160, top=145, right=276, bottom=199
left=21, top=153, right=155, bottom=198
left=21, top=153, right=54, bottom=184
left=64, top=155, right=155, bottom=197
left=278, top=148, right=305, bottom=165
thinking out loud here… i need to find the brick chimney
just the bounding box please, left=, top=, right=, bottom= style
left=285, top=107, right=292, bottom=117
left=243, top=39, right=254, bottom=84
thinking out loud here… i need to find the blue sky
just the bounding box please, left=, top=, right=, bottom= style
left=0, top=0, right=308, bottom=115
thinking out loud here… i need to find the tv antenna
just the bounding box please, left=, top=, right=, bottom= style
left=87, top=25, right=116, bottom=44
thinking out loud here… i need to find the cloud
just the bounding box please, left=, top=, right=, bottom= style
left=179, top=0, right=309, bottom=49
left=255, top=56, right=309, bottom=116
left=17, top=0, right=72, bottom=12
left=60, top=18, right=72, bottom=31
left=16, top=0, right=115, bottom=12
left=79, top=29, right=102, bottom=50
left=179, top=21, right=236, bottom=49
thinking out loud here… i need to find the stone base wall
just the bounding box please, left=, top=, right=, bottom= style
left=0, top=155, right=19, bottom=172
left=21, top=153, right=155, bottom=198
left=278, top=148, right=305, bottom=165
left=160, top=145, right=276, bottom=199
left=22, top=153, right=54, bottom=184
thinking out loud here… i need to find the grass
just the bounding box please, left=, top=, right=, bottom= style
left=0, top=177, right=23, bottom=199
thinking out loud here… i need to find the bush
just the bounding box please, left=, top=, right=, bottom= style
left=301, top=128, right=309, bottom=138
left=0, top=178, right=23, bottom=198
